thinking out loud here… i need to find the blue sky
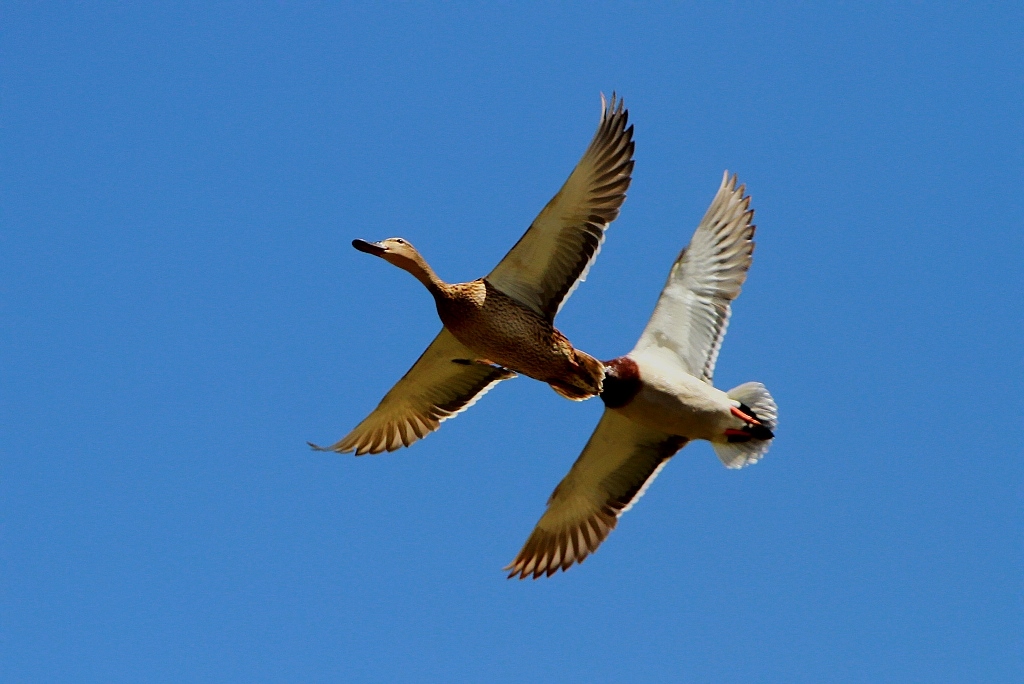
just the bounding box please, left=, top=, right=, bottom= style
left=3, top=3, right=1022, bottom=681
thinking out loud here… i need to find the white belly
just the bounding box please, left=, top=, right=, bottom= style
left=616, top=362, right=736, bottom=441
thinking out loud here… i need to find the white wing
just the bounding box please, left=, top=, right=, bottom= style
left=631, top=172, right=755, bottom=383
left=506, top=409, right=688, bottom=579
left=311, top=329, right=515, bottom=455
left=486, top=95, right=635, bottom=323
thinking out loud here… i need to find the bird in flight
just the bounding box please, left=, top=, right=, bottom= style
left=506, top=172, right=777, bottom=579
left=311, top=95, right=635, bottom=455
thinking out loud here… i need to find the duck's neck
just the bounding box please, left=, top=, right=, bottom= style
left=397, top=252, right=447, bottom=296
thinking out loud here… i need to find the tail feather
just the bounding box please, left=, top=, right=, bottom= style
left=713, top=382, right=777, bottom=469
left=575, top=350, right=606, bottom=395
left=549, top=381, right=593, bottom=401
left=549, top=351, right=605, bottom=401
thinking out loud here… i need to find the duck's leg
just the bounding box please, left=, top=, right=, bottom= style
left=730, top=405, right=762, bottom=425
left=729, top=404, right=774, bottom=440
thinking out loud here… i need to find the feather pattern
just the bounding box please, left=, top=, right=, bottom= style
left=506, top=410, right=687, bottom=579
left=505, top=173, right=775, bottom=579
left=487, top=94, right=635, bottom=322
left=631, top=172, right=755, bottom=383
left=310, top=329, right=515, bottom=455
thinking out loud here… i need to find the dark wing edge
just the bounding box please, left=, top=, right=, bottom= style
left=309, top=329, right=516, bottom=456
left=505, top=411, right=687, bottom=579
left=631, top=172, right=755, bottom=383
left=691, top=172, right=755, bottom=382
left=486, top=94, right=635, bottom=322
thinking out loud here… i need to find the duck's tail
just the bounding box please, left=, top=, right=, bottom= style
left=549, top=350, right=605, bottom=401
left=713, top=382, right=778, bottom=469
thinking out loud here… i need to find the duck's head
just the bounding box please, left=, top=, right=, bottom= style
left=353, top=237, right=423, bottom=269
left=353, top=237, right=441, bottom=289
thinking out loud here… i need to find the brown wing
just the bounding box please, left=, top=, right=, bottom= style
left=486, top=94, right=635, bottom=322
left=310, top=328, right=515, bottom=455
left=506, top=410, right=687, bottom=579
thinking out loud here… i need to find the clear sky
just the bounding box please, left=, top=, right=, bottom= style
left=3, top=3, right=1022, bottom=682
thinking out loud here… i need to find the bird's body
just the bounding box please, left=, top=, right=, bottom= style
left=603, top=356, right=740, bottom=441
left=435, top=279, right=604, bottom=400
left=507, top=172, right=778, bottom=579
left=311, top=95, right=634, bottom=455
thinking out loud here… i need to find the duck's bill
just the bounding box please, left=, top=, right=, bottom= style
left=352, top=239, right=387, bottom=256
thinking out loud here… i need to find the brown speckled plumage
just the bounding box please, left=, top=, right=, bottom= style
left=436, top=279, right=603, bottom=400
left=311, top=95, right=632, bottom=456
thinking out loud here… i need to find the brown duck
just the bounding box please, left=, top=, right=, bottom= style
left=311, top=95, right=635, bottom=455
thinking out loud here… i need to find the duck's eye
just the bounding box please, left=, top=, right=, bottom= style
left=395, top=239, right=405, bottom=244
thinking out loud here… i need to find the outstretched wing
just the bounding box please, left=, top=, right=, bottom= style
left=506, top=410, right=687, bottom=579
left=311, top=329, right=515, bottom=455
left=486, top=94, right=635, bottom=322
left=631, top=172, right=755, bottom=383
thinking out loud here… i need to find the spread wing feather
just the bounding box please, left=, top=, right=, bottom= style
left=506, top=410, right=687, bottom=579
left=486, top=94, right=635, bottom=322
left=631, top=172, right=755, bottom=383
left=311, top=329, right=515, bottom=455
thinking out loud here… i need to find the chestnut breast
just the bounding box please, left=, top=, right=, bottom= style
left=600, top=356, right=642, bottom=408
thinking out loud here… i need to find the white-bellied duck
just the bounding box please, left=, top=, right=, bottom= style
left=507, top=172, right=777, bottom=579
left=311, top=95, right=634, bottom=455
